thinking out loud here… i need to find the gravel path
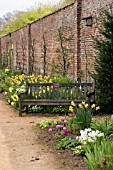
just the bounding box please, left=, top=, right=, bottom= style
left=0, top=94, right=67, bottom=170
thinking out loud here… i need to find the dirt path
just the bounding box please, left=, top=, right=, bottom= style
left=0, top=94, right=68, bottom=170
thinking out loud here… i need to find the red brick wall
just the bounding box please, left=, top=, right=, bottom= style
left=80, top=0, right=113, bottom=81
left=30, top=2, right=78, bottom=78
left=10, top=25, right=29, bottom=74
left=1, top=34, right=10, bottom=67
left=0, top=0, right=113, bottom=81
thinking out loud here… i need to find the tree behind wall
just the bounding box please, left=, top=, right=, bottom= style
left=93, top=9, right=113, bottom=113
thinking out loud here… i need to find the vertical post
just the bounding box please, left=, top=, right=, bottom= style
left=28, top=23, right=31, bottom=74
left=0, top=37, right=2, bottom=69
left=77, top=0, right=82, bottom=81
left=19, top=96, right=22, bottom=117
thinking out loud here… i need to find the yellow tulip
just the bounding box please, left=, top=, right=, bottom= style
left=91, top=104, right=96, bottom=108
left=82, top=101, right=85, bottom=105
left=96, top=106, right=100, bottom=110
left=84, top=103, right=89, bottom=108
left=78, top=104, right=83, bottom=108
left=71, top=101, right=75, bottom=107
left=69, top=106, right=73, bottom=112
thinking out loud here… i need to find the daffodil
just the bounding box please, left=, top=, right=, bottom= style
left=49, top=79, right=52, bottom=83
left=4, top=92, right=7, bottom=95
left=9, top=87, right=13, bottom=92
left=8, top=99, right=10, bottom=103
left=11, top=94, right=19, bottom=101
left=5, top=69, right=9, bottom=72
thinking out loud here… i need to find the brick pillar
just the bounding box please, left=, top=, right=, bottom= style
left=73, top=0, right=82, bottom=81
left=28, top=23, right=31, bottom=74
left=0, top=37, right=2, bottom=68
left=77, top=0, right=82, bottom=81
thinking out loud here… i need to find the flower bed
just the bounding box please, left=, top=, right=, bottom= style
left=1, top=69, right=113, bottom=169
left=38, top=101, right=113, bottom=170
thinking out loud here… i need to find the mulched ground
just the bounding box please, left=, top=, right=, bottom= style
left=36, top=113, right=111, bottom=170
left=36, top=126, right=87, bottom=170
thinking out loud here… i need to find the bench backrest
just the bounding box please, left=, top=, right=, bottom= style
left=26, top=82, right=93, bottom=101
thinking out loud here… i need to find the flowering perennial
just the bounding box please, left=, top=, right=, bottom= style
left=76, top=128, right=104, bottom=144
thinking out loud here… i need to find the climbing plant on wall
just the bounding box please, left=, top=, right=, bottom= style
left=30, top=38, right=35, bottom=74
left=40, top=35, right=47, bottom=76
left=55, top=26, right=74, bottom=77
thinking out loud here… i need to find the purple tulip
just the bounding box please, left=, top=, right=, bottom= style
left=60, top=117, right=65, bottom=122
left=63, top=120, right=67, bottom=124
left=56, top=125, right=63, bottom=129
left=57, top=132, right=62, bottom=135
left=68, top=113, right=74, bottom=117
left=63, top=127, right=67, bottom=131
left=64, top=129, right=70, bottom=136
left=48, top=128, right=52, bottom=132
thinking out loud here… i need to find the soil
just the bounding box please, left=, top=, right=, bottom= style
left=0, top=93, right=109, bottom=170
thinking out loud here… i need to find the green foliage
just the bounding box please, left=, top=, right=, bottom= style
left=38, top=120, right=52, bottom=129
left=0, top=4, right=59, bottom=37
left=52, top=106, right=68, bottom=114
left=91, top=118, right=113, bottom=136
left=92, top=9, right=113, bottom=113
left=52, top=76, right=75, bottom=83
left=85, top=139, right=113, bottom=170
left=38, top=119, right=62, bottom=129
left=57, top=136, right=79, bottom=150
left=74, top=106, right=92, bottom=130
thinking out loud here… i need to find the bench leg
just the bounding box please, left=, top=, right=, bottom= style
left=26, top=105, right=28, bottom=114
left=19, top=100, right=22, bottom=117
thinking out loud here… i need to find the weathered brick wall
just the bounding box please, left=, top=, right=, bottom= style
left=80, top=0, right=113, bottom=81
left=0, top=0, right=113, bottom=81
left=0, top=2, right=78, bottom=78
left=10, top=25, right=29, bottom=74
left=1, top=34, right=10, bottom=67
left=30, top=2, right=77, bottom=78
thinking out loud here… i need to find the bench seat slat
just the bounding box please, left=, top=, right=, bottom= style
left=22, top=99, right=86, bottom=106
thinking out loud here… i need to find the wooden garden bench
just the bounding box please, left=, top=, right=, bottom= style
left=18, top=81, right=95, bottom=116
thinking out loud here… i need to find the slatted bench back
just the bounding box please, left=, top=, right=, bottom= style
left=26, top=82, right=93, bottom=101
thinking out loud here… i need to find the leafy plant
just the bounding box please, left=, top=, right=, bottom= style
left=85, top=139, right=113, bottom=170
left=73, top=128, right=104, bottom=156
left=52, top=76, right=75, bottom=83
left=38, top=120, right=52, bottom=129
left=92, top=9, right=113, bottom=113
left=72, top=102, right=93, bottom=130
left=91, top=118, right=113, bottom=136
left=75, top=107, right=92, bottom=130
left=56, top=136, right=79, bottom=150
left=52, top=106, right=68, bottom=115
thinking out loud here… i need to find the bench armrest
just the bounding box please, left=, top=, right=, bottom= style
left=87, top=90, right=95, bottom=98
left=87, top=90, right=95, bottom=106
left=18, top=81, right=29, bottom=99
left=18, top=91, right=28, bottom=99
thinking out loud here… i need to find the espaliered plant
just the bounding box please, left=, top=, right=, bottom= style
left=42, top=35, right=47, bottom=76
left=56, top=26, right=74, bottom=77
left=30, top=38, right=35, bottom=74
left=93, top=9, right=113, bottom=113
left=21, top=37, right=26, bottom=71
